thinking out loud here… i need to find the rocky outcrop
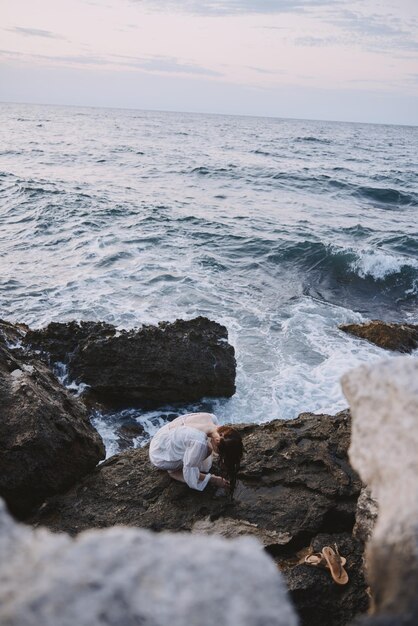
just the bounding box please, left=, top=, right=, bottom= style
left=0, top=341, right=105, bottom=518
left=339, top=320, right=418, bottom=353
left=30, top=410, right=368, bottom=626
left=342, top=357, right=418, bottom=625
left=25, top=317, right=236, bottom=408
left=30, top=411, right=360, bottom=537
left=0, top=498, right=298, bottom=626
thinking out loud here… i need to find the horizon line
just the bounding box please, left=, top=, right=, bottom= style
left=1, top=98, right=417, bottom=129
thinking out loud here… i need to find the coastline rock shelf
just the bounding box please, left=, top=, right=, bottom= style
left=30, top=410, right=369, bottom=626
left=9, top=317, right=418, bottom=625
left=25, top=316, right=236, bottom=408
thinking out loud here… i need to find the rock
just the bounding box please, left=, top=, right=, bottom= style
left=29, top=410, right=368, bottom=625
left=342, top=357, right=418, bottom=625
left=0, top=498, right=298, bottom=626
left=339, top=321, right=418, bottom=353
left=286, top=532, right=368, bottom=626
left=0, top=318, right=29, bottom=347
left=0, top=342, right=105, bottom=518
left=30, top=411, right=361, bottom=542
left=353, top=488, right=378, bottom=544
left=115, top=420, right=145, bottom=451
left=25, top=317, right=236, bottom=408
left=25, top=320, right=116, bottom=363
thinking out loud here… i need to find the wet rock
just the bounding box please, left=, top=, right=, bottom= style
left=31, top=410, right=360, bottom=541
left=0, top=318, right=29, bottom=347
left=0, top=342, right=105, bottom=518
left=115, top=421, right=144, bottom=451
left=342, top=357, right=418, bottom=625
left=286, top=532, right=368, bottom=626
left=25, top=317, right=236, bottom=408
left=0, top=498, right=298, bottom=626
left=339, top=320, right=418, bottom=353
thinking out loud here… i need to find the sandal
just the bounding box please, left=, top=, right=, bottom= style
left=304, top=551, right=346, bottom=568
left=304, top=553, right=324, bottom=566
left=321, top=546, right=349, bottom=585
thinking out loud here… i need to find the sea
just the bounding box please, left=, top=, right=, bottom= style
left=1, top=102, right=417, bottom=456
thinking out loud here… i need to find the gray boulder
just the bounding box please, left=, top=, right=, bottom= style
left=0, top=498, right=298, bottom=626
left=342, top=356, right=418, bottom=626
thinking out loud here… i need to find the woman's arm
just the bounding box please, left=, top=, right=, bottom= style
left=181, top=436, right=226, bottom=491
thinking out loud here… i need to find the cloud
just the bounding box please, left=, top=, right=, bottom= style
left=122, top=56, right=222, bottom=76
left=246, top=66, right=285, bottom=75
left=295, top=36, right=340, bottom=46
left=326, top=9, right=418, bottom=54
left=131, top=0, right=347, bottom=16
left=7, top=26, right=63, bottom=39
left=329, top=10, right=408, bottom=38
left=0, top=49, right=222, bottom=77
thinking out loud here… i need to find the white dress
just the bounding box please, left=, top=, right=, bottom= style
left=149, top=413, right=218, bottom=491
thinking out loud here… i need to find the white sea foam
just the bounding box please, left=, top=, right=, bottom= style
left=219, top=296, right=393, bottom=423
left=349, top=249, right=418, bottom=280
left=88, top=295, right=416, bottom=456
left=92, top=410, right=170, bottom=459
left=54, top=362, right=90, bottom=397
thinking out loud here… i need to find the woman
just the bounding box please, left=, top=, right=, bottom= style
left=149, top=412, right=243, bottom=498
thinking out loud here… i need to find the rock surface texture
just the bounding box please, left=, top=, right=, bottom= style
left=31, top=410, right=368, bottom=626
left=30, top=411, right=359, bottom=537
left=25, top=317, right=236, bottom=408
left=339, top=320, right=418, bottom=353
left=25, top=320, right=116, bottom=363
left=0, top=340, right=105, bottom=518
left=353, top=488, right=378, bottom=544
left=0, top=498, right=298, bottom=626
left=342, top=357, right=418, bottom=626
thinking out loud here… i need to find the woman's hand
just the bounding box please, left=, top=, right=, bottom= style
left=210, top=475, right=230, bottom=489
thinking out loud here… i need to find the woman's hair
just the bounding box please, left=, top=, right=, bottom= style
left=217, top=426, right=244, bottom=499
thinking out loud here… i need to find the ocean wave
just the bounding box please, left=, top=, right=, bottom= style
left=294, top=136, right=331, bottom=144
left=186, top=163, right=416, bottom=209
left=349, top=249, right=418, bottom=280
left=355, top=186, right=417, bottom=207
left=251, top=149, right=273, bottom=156
left=190, top=165, right=237, bottom=176
left=269, top=239, right=418, bottom=288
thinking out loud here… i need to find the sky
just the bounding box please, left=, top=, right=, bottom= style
left=1, top=0, right=418, bottom=124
